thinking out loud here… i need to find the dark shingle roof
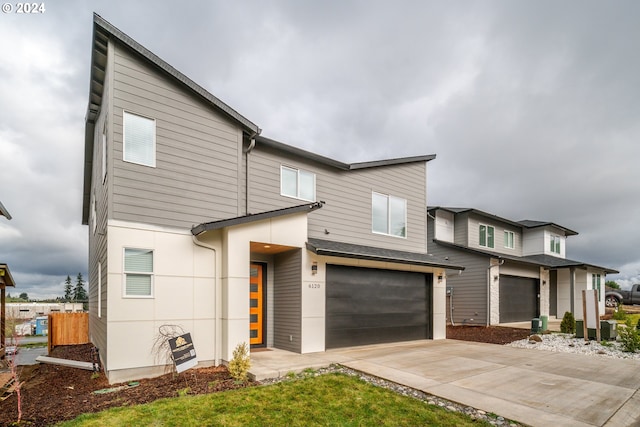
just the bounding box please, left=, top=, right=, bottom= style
left=307, top=238, right=464, bottom=270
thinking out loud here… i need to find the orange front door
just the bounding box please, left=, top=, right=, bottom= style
left=249, top=263, right=264, bottom=346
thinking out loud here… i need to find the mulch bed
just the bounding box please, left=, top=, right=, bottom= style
left=0, top=325, right=534, bottom=426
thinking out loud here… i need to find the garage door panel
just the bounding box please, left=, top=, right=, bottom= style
left=326, top=264, right=432, bottom=349
left=499, top=275, right=538, bottom=323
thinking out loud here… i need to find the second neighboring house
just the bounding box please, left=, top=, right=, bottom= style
left=427, top=207, right=618, bottom=326
left=82, top=15, right=462, bottom=384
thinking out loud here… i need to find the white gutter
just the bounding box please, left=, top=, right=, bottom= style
left=192, top=235, right=221, bottom=365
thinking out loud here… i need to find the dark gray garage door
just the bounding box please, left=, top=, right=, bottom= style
left=326, top=264, right=432, bottom=349
left=499, top=275, right=539, bottom=323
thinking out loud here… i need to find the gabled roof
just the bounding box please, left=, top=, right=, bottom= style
left=432, top=239, right=618, bottom=274
left=192, top=202, right=323, bottom=236
left=0, top=264, right=16, bottom=288
left=428, top=206, right=578, bottom=236
left=256, top=135, right=436, bottom=171
left=307, top=238, right=464, bottom=271
left=0, top=201, right=11, bottom=220
left=82, top=14, right=261, bottom=225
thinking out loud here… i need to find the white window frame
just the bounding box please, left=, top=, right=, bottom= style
left=280, top=165, right=316, bottom=201
left=550, top=234, right=561, bottom=254
left=372, top=192, right=407, bottom=238
left=592, top=273, right=602, bottom=301
left=479, top=224, right=495, bottom=248
left=123, top=110, right=156, bottom=167
left=91, top=192, right=97, bottom=235
left=123, top=248, right=154, bottom=298
left=504, top=230, right=514, bottom=249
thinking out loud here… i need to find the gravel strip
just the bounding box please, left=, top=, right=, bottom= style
left=506, top=332, right=640, bottom=360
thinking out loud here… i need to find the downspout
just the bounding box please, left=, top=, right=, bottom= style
left=192, top=234, right=221, bottom=365
left=244, top=132, right=259, bottom=215
left=487, top=259, right=505, bottom=326
left=570, top=266, right=575, bottom=315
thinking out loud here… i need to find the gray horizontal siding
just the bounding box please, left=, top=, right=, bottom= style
left=248, top=146, right=428, bottom=253
left=466, top=213, right=523, bottom=257
left=428, top=240, right=490, bottom=325
left=273, top=250, right=302, bottom=353
left=111, top=44, right=243, bottom=229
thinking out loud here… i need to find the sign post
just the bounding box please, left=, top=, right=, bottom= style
left=168, top=333, right=198, bottom=374
left=582, top=289, right=601, bottom=343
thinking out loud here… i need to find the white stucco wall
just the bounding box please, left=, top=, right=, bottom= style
left=105, top=220, right=217, bottom=383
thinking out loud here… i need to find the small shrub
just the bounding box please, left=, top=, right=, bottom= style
left=177, top=387, right=191, bottom=397
left=560, top=311, right=575, bottom=334
left=613, top=307, right=627, bottom=321
left=228, top=342, right=251, bottom=382
left=619, top=319, right=640, bottom=353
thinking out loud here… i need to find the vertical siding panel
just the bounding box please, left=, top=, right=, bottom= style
left=273, top=250, right=302, bottom=352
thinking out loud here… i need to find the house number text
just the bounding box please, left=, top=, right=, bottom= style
left=308, top=283, right=321, bottom=289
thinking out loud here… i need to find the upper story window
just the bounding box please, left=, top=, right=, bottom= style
left=102, top=121, right=107, bottom=183
left=592, top=273, right=602, bottom=301
left=504, top=231, right=514, bottom=249
left=550, top=234, right=561, bottom=254
left=124, top=248, right=154, bottom=298
left=479, top=224, right=495, bottom=248
left=123, top=111, right=156, bottom=167
left=281, top=166, right=315, bottom=201
left=372, top=192, right=407, bottom=238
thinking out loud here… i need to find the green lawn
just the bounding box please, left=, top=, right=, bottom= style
left=59, top=373, right=493, bottom=427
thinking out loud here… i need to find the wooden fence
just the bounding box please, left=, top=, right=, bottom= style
left=48, top=313, right=89, bottom=352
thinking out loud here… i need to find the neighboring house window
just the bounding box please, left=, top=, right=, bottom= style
left=550, top=235, right=561, bottom=254
left=372, top=192, right=407, bottom=237
left=280, top=166, right=316, bottom=201
left=479, top=224, right=494, bottom=248
left=123, top=111, right=156, bottom=167
left=504, top=231, right=514, bottom=249
left=124, top=248, right=154, bottom=297
left=593, top=273, right=601, bottom=301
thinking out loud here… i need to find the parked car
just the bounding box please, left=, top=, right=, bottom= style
left=605, top=284, right=640, bottom=307
left=5, top=345, right=18, bottom=356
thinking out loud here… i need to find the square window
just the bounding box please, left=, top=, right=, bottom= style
left=372, top=192, right=406, bottom=238
left=280, top=166, right=315, bottom=201
left=124, top=248, right=153, bottom=297
left=123, top=111, right=156, bottom=167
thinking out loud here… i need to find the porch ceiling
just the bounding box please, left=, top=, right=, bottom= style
left=250, top=241, right=298, bottom=255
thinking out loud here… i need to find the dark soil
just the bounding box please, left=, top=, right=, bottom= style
left=0, top=325, right=536, bottom=426
left=0, top=344, right=254, bottom=426
left=447, top=325, right=531, bottom=345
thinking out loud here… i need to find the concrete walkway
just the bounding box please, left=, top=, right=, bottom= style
left=250, top=340, right=640, bottom=427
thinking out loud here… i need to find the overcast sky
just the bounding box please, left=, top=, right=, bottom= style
left=1, top=0, right=639, bottom=299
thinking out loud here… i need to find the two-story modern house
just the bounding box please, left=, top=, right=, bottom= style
left=427, top=207, right=618, bottom=326
left=82, top=14, right=462, bottom=383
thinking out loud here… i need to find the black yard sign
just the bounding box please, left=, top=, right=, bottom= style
left=168, top=333, right=198, bottom=373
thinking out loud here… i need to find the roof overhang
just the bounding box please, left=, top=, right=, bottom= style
left=0, top=264, right=16, bottom=288
left=191, top=202, right=323, bottom=236
left=307, top=238, right=465, bottom=271
left=256, top=135, right=436, bottom=171
left=432, top=239, right=618, bottom=274
left=0, top=201, right=11, bottom=220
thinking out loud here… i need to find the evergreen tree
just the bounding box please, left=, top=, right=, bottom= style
left=73, top=272, right=87, bottom=302
left=64, top=275, right=73, bottom=302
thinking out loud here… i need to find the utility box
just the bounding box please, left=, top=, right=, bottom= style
left=576, top=320, right=617, bottom=340
left=531, top=318, right=542, bottom=334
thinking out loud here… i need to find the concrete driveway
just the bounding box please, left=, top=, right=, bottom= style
left=250, top=340, right=640, bottom=427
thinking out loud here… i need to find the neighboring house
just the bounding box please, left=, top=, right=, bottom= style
left=1, top=201, right=15, bottom=359
left=82, top=14, right=462, bottom=383
left=427, top=207, right=618, bottom=326
left=6, top=302, right=84, bottom=319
